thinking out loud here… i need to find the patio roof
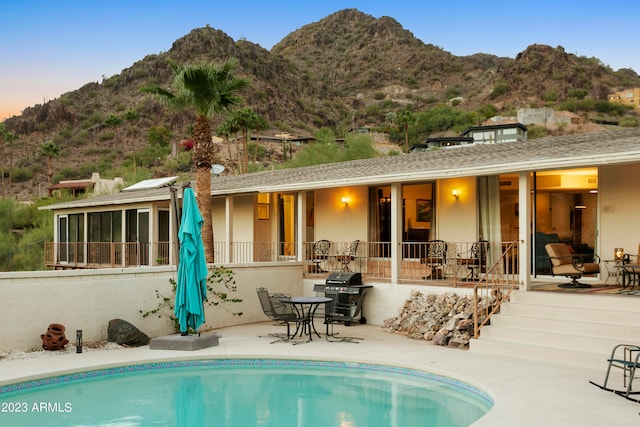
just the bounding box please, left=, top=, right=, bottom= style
left=41, top=127, right=640, bottom=210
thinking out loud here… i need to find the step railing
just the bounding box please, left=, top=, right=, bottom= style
left=473, top=240, right=521, bottom=338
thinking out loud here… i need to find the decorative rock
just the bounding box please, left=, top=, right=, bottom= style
left=41, top=323, right=69, bottom=351
left=383, top=291, right=486, bottom=349
left=107, top=319, right=150, bottom=347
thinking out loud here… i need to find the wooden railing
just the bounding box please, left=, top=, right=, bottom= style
left=472, top=240, right=521, bottom=338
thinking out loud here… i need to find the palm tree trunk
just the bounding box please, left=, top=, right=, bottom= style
left=192, top=114, right=215, bottom=263
left=195, top=166, right=214, bottom=263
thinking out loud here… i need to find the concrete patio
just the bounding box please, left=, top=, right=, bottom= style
left=0, top=322, right=637, bottom=426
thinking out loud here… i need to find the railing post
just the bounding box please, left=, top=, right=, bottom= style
left=473, top=285, right=479, bottom=339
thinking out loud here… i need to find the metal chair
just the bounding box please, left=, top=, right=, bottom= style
left=335, top=240, right=360, bottom=272
left=256, top=288, right=300, bottom=343
left=324, top=288, right=370, bottom=343
left=310, top=240, right=331, bottom=273
left=590, top=344, right=640, bottom=402
left=421, top=240, right=447, bottom=279
left=457, top=240, right=488, bottom=281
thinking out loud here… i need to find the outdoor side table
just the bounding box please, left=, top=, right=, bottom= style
left=603, top=259, right=623, bottom=285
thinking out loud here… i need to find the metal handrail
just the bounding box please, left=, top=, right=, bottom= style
left=473, top=240, right=521, bottom=338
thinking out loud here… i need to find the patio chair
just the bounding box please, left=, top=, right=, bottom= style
left=421, top=240, right=447, bottom=279
left=324, top=288, right=370, bottom=343
left=256, top=288, right=300, bottom=343
left=310, top=239, right=331, bottom=273
left=590, top=344, right=640, bottom=402
left=457, top=240, right=488, bottom=281
left=620, top=244, right=640, bottom=289
left=544, top=242, right=600, bottom=288
left=335, top=240, right=360, bottom=272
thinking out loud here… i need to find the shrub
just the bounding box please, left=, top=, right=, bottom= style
left=527, top=125, right=547, bottom=139
left=12, top=167, right=33, bottom=183
left=619, top=116, right=639, bottom=127
left=490, top=82, right=508, bottom=98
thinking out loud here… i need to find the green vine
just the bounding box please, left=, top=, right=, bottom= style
left=140, top=266, right=243, bottom=332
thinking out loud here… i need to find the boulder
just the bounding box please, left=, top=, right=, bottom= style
left=107, top=319, right=149, bottom=347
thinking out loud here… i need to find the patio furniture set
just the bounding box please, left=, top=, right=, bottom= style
left=256, top=282, right=371, bottom=345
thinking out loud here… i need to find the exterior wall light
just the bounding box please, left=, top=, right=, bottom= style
left=341, top=196, right=349, bottom=206
left=451, top=189, right=460, bottom=200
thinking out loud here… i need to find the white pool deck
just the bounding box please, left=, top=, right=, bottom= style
left=0, top=322, right=637, bottom=426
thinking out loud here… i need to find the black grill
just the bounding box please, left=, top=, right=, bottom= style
left=313, top=273, right=371, bottom=324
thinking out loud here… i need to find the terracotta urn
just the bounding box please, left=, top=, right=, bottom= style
left=41, top=323, right=69, bottom=351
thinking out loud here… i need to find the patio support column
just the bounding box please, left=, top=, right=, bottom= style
left=518, top=172, right=532, bottom=290
left=224, top=195, right=233, bottom=264
left=120, top=210, right=126, bottom=268
left=390, top=183, right=402, bottom=283
left=296, top=191, right=305, bottom=262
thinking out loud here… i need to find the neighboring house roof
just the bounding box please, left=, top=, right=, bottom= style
left=40, top=187, right=174, bottom=211
left=461, top=122, right=528, bottom=135
left=49, top=180, right=94, bottom=190
left=42, top=127, right=640, bottom=211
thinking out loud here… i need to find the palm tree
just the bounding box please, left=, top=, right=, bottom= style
left=218, top=118, right=240, bottom=174
left=230, top=108, right=268, bottom=173
left=142, top=59, right=249, bottom=262
left=394, top=110, right=415, bottom=152
left=40, top=141, right=59, bottom=196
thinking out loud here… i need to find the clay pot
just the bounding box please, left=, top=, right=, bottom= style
left=41, top=323, right=69, bottom=351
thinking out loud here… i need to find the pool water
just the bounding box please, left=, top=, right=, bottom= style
left=0, top=359, right=492, bottom=427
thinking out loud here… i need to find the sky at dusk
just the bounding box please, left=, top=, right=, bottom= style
left=2, top=0, right=639, bottom=120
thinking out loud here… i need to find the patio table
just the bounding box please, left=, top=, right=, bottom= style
left=280, top=296, right=331, bottom=344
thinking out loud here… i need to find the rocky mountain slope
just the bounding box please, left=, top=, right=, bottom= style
left=3, top=8, right=640, bottom=200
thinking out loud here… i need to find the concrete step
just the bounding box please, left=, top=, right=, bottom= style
left=478, top=323, right=626, bottom=355
left=490, top=314, right=640, bottom=340
left=499, top=302, right=638, bottom=324
left=509, top=290, right=640, bottom=311
left=471, top=290, right=640, bottom=368
left=469, top=338, right=607, bottom=369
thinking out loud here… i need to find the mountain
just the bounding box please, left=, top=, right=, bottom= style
left=3, top=8, right=640, bottom=200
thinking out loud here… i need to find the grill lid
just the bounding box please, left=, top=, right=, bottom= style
left=325, top=272, right=362, bottom=285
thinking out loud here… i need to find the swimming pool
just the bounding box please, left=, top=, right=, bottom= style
left=0, top=359, right=493, bottom=426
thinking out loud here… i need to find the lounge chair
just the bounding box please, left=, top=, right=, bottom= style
left=544, top=242, right=600, bottom=288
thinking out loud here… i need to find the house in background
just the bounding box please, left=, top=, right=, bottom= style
left=409, top=136, right=474, bottom=151
left=461, top=122, right=527, bottom=144
left=609, top=88, right=640, bottom=110
left=49, top=173, right=125, bottom=198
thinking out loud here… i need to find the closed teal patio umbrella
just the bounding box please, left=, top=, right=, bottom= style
left=175, top=187, right=208, bottom=334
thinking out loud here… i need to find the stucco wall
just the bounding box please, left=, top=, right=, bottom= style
left=599, top=163, right=640, bottom=261
left=0, top=263, right=302, bottom=352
